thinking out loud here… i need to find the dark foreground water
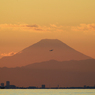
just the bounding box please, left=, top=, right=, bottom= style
left=0, top=89, right=95, bottom=95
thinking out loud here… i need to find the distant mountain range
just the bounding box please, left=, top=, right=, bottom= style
left=0, top=59, right=95, bottom=87
left=0, top=39, right=92, bottom=67
left=0, top=39, right=94, bottom=87
left=22, top=59, right=95, bottom=72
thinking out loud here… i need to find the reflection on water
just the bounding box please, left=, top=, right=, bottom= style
left=0, top=89, right=95, bottom=95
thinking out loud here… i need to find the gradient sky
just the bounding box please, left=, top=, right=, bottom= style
left=0, top=0, right=95, bottom=58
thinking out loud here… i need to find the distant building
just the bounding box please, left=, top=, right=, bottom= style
left=84, top=85, right=86, bottom=88
left=6, top=81, right=10, bottom=87
left=9, top=85, right=16, bottom=89
left=5, top=81, right=16, bottom=89
left=28, top=86, right=37, bottom=89
left=42, top=85, right=45, bottom=89
left=1, top=83, right=4, bottom=87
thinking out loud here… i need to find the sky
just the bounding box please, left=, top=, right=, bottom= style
left=0, top=0, right=95, bottom=59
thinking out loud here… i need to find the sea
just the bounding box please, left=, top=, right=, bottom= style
left=0, top=89, right=95, bottom=95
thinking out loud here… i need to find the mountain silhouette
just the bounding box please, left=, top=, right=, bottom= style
left=0, top=59, right=95, bottom=87
left=0, top=39, right=92, bottom=67
left=22, top=59, right=95, bottom=72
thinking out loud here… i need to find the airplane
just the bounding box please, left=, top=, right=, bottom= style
left=49, top=49, right=53, bottom=51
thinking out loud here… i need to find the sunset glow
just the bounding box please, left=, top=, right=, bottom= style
left=0, top=0, right=95, bottom=59
left=0, top=0, right=95, bottom=88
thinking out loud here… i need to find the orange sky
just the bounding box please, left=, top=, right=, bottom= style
left=0, top=0, right=95, bottom=59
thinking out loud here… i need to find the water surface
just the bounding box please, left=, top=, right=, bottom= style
left=0, top=89, right=95, bottom=95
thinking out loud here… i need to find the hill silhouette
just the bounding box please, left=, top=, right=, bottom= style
left=22, top=59, right=95, bottom=72
left=0, top=59, right=95, bottom=87
left=0, top=39, right=92, bottom=67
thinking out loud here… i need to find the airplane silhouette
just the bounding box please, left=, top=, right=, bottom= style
left=49, top=49, right=53, bottom=51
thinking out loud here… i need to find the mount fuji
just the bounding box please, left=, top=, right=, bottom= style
left=0, top=39, right=92, bottom=67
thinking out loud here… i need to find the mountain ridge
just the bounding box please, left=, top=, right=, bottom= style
left=0, top=59, right=95, bottom=87
left=17, top=59, right=95, bottom=72
left=0, top=39, right=92, bottom=67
